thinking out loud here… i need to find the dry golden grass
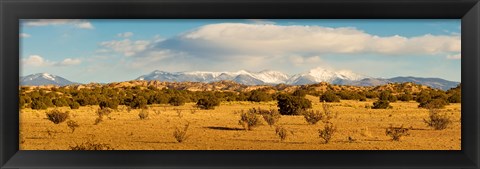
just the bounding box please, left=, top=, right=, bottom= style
left=19, top=96, right=461, bottom=150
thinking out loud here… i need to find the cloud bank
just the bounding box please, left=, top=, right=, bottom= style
left=22, top=55, right=82, bottom=67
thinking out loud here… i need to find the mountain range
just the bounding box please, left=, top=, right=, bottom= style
left=20, top=68, right=460, bottom=90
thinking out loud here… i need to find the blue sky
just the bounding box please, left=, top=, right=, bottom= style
left=20, top=19, right=461, bottom=83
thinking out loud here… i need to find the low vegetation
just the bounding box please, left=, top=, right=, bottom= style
left=238, top=109, right=263, bottom=130
left=173, top=123, right=190, bottom=143
left=424, top=109, right=452, bottom=130
left=385, top=125, right=410, bottom=141
left=46, top=109, right=69, bottom=124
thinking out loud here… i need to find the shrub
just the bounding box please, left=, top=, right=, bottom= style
left=292, top=89, right=308, bottom=97
left=99, top=99, right=119, bottom=109
left=318, top=122, right=336, bottom=144
left=196, top=97, right=220, bottom=110
left=67, top=120, right=79, bottom=133
left=398, top=93, right=413, bottom=102
left=70, top=141, right=114, bottom=150
left=379, top=91, right=396, bottom=102
left=96, top=107, right=112, bottom=117
left=372, top=100, right=391, bottom=109
left=69, top=101, right=80, bottom=109
left=277, top=94, right=312, bottom=115
left=169, top=96, right=186, bottom=106
left=238, top=109, right=262, bottom=130
left=424, top=109, right=451, bottom=130
left=46, top=109, right=69, bottom=124
left=173, top=123, right=189, bottom=143
left=138, top=109, right=149, bottom=120
left=385, top=125, right=410, bottom=141
left=129, top=96, right=148, bottom=109
left=52, top=98, right=69, bottom=107
left=447, top=92, right=461, bottom=103
left=31, top=99, right=48, bottom=110
left=418, top=98, right=448, bottom=109
left=302, top=110, right=323, bottom=125
left=320, top=91, right=340, bottom=102
left=248, top=90, right=272, bottom=102
left=259, top=108, right=281, bottom=126
left=275, top=126, right=289, bottom=141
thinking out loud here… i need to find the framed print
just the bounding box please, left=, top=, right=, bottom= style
left=1, top=0, right=479, bottom=168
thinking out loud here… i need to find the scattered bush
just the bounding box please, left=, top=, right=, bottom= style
left=196, top=97, right=220, bottom=110
left=418, top=98, right=448, bottom=109
left=248, top=90, right=272, bottom=102
left=302, top=110, right=323, bottom=125
left=99, top=99, right=119, bottom=109
left=173, top=123, right=190, bottom=143
left=275, top=126, right=289, bottom=141
left=70, top=141, right=114, bottom=150
left=129, top=96, right=148, bottom=109
left=372, top=100, right=391, bottom=109
left=447, top=92, right=461, bottom=103
left=259, top=108, right=281, bottom=126
left=238, top=109, right=263, bottom=130
left=398, top=93, right=413, bottom=102
left=385, top=125, right=410, bottom=141
left=277, top=94, right=312, bottom=115
left=46, top=109, right=69, bottom=124
left=318, top=122, right=336, bottom=144
left=292, top=89, right=308, bottom=97
left=169, top=96, right=186, bottom=106
left=69, top=101, right=80, bottom=109
left=31, top=99, right=48, bottom=110
left=424, top=109, right=451, bottom=130
left=320, top=91, right=340, bottom=102
left=138, top=109, right=149, bottom=120
left=67, top=120, right=79, bottom=133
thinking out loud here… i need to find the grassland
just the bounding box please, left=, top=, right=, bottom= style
left=19, top=95, right=461, bottom=150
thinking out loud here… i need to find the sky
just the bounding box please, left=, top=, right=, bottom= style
left=20, top=19, right=461, bottom=83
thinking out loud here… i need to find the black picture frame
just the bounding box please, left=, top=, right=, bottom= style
left=1, top=0, right=479, bottom=168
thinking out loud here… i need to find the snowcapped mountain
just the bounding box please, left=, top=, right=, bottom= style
left=20, top=73, right=76, bottom=86
left=286, top=67, right=367, bottom=85
left=136, top=67, right=365, bottom=85
left=136, top=69, right=290, bottom=85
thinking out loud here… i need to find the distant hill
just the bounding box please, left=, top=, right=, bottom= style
left=20, top=73, right=76, bottom=86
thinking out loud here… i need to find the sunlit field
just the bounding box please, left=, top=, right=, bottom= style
left=20, top=96, right=461, bottom=150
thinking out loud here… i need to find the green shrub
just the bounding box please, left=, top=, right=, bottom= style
left=169, top=96, right=186, bottom=106
left=99, top=99, right=119, bottom=109
left=277, top=94, right=312, bottom=115
left=372, top=100, right=391, bottom=109
left=319, top=91, right=340, bottom=102
left=69, top=101, right=80, bottom=109
left=398, top=93, right=413, bottom=102
left=46, top=109, right=69, bottom=124
left=248, top=90, right=272, bottom=102
left=196, top=97, right=220, bottom=110
left=31, top=99, right=48, bottom=110
left=424, top=109, right=451, bottom=130
left=129, top=96, right=148, bottom=109
left=52, top=98, right=69, bottom=107
left=447, top=92, right=461, bottom=103
left=418, top=98, right=448, bottom=109
left=292, top=89, right=308, bottom=97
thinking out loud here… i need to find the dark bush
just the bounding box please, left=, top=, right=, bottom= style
left=99, top=99, right=119, bottom=109
left=31, top=99, right=48, bottom=110
left=447, top=92, right=461, bottom=103
left=385, top=125, right=410, bottom=141
left=398, top=93, right=413, bottom=102
left=318, top=122, right=336, bottom=144
left=372, top=100, right=391, bottom=109
left=196, top=96, right=220, bottom=110
left=292, top=89, right=308, bottom=97
left=248, top=90, right=272, bottom=102
left=424, top=109, right=451, bottom=130
left=129, top=96, right=148, bottom=109
left=52, top=98, right=69, bottom=107
left=169, top=96, right=186, bottom=106
left=319, top=91, right=340, bottom=102
left=418, top=98, right=448, bottom=109
left=69, top=101, right=80, bottom=109
left=46, top=109, right=69, bottom=124
left=277, top=94, right=312, bottom=115
left=238, top=109, right=262, bottom=130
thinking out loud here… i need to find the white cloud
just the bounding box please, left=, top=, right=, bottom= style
left=117, top=32, right=134, bottom=38
left=22, top=55, right=81, bottom=67
left=56, top=58, right=82, bottom=66
left=22, top=55, right=51, bottom=66
left=177, top=23, right=460, bottom=56
left=23, top=19, right=94, bottom=29
left=100, top=39, right=151, bottom=56
left=446, top=53, right=461, bottom=60
left=20, top=33, right=31, bottom=38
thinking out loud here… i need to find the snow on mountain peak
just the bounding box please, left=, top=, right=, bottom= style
left=41, top=73, right=56, bottom=81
